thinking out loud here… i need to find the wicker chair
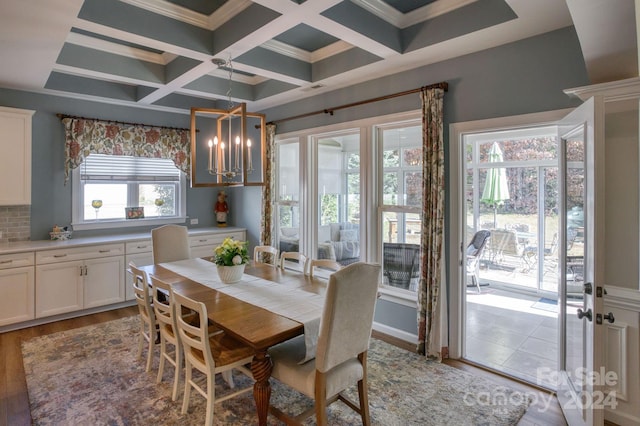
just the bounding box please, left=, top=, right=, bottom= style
left=382, top=243, right=421, bottom=290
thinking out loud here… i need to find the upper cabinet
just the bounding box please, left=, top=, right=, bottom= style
left=0, top=106, right=34, bottom=205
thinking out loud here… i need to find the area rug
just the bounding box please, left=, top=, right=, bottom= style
left=531, top=297, right=558, bottom=313
left=22, top=316, right=531, bottom=425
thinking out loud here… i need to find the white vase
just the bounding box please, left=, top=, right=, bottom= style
left=217, top=264, right=245, bottom=284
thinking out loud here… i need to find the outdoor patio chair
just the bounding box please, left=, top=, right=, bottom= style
left=466, top=230, right=491, bottom=292
left=486, top=229, right=523, bottom=265
left=382, top=243, right=421, bottom=290
left=522, top=233, right=559, bottom=274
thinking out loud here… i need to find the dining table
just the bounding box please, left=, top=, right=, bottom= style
left=140, top=258, right=328, bottom=426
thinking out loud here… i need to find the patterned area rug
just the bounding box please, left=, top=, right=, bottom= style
left=22, top=316, right=531, bottom=425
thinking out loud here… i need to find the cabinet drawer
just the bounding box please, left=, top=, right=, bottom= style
left=189, top=232, right=244, bottom=247
left=36, top=243, right=125, bottom=264
left=0, top=251, right=34, bottom=269
left=125, top=240, right=152, bottom=254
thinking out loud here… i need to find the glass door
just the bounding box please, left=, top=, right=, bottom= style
left=556, top=97, right=604, bottom=426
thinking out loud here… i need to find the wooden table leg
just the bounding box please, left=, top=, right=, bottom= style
left=251, top=350, right=273, bottom=426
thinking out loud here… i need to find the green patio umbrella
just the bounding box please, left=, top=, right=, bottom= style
left=481, top=142, right=510, bottom=228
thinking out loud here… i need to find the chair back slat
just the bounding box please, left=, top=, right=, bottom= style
left=253, top=245, right=278, bottom=266
left=173, top=292, right=212, bottom=367
left=130, top=263, right=154, bottom=323
left=151, top=276, right=175, bottom=336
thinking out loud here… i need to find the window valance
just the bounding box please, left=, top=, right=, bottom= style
left=62, top=117, right=190, bottom=184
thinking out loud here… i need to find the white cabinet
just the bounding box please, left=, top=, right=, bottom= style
left=124, top=240, right=153, bottom=301
left=0, top=251, right=35, bottom=326
left=35, top=244, right=124, bottom=318
left=0, top=106, right=34, bottom=205
left=189, top=231, right=245, bottom=259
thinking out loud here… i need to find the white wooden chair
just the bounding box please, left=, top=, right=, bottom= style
left=253, top=245, right=278, bottom=266
left=130, top=262, right=156, bottom=372
left=279, top=251, right=309, bottom=274
left=151, top=224, right=191, bottom=263
left=307, top=259, right=341, bottom=279
left=268, top=262, right=381, bottom=425
left=150, top=276, right=183, bottom=401
left=173, top=292, right=254, bottom=426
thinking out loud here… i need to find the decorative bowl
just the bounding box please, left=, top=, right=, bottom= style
left=50, top=230, right=73, bottom=241
left=217, top=264, right=245, bottom=284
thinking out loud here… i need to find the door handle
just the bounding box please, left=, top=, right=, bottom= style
left=577, top=308, right=592, bottom=322
left=596, top=312, right=615, bottom=324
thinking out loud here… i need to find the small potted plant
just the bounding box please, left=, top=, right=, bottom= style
left=212, top=237, right=249, bottom=283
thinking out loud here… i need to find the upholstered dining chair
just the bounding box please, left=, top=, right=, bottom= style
left=151, top=224, right=191, bottom=264
left=130, top=262, right=157, bottom=373
left=307, top=259, right=342, bottom=279
left=268, top=262, right=381, bottom=425
left=173, top=292, right=254, bottom=426
left=253, top=245, right=278, bottom=266
left=279, top=251, right=309, bottom=274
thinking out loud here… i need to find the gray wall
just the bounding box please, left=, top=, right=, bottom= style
left=250, top=26, right=591, bottom=335
left=0, top=26, right=590, bottom=337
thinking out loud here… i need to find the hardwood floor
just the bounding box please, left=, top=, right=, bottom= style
left=3, top=308, right=567, bottom=425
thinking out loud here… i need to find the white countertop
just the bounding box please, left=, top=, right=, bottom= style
left=0, top=227, right=246, bottom=255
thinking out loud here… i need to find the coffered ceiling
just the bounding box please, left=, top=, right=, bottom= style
left=0, top=0, right=636, bottom=114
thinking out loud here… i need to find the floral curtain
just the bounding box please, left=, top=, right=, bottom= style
left=62, top=118, right=190, bottom=184
left=417, top=87, right=446, bottom=360
left=260, top=124, right=277, bottom=255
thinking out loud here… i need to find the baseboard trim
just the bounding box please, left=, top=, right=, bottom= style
left=0, top=300, right=137, bottom=333
left=372, top=321, right=418, bottom=345
left=606, top=407, right=640, bottom=426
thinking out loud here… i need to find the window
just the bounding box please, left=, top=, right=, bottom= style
left=274, top=112, right=423, bottom=298
left=72, top=154, right=187, bottom=230
left=378, top=125, right=423, bottom=292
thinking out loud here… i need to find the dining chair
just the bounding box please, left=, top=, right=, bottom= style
left=130, top=262, right=157, bottom=373
left=279, top=251, right=309, bottom=274
left=173, top=292, right=254, bottom=426
left=253, top=245, right=278, bottom=266
left=151, top=224, right=191, bottom=263
left=307, top=259, right=341, bottom=279
left=268, top=262, right=382, bottom=425
left=150, top=276, right=184, bottom=401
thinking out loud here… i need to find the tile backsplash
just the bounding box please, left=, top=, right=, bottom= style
left=0, top=205, right=31, bottom=243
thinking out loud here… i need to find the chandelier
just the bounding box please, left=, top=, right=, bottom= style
left=190, top=57, right=265, bottom=187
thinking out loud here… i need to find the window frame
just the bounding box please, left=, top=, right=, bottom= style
left=71, top=156, right=187, bottom=231
left=376, top=121, right=423, bottom=295
left=274, top=110, right=422, bottom=305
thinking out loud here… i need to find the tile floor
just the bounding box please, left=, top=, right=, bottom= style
left=465, top=287, right=561, bottom=389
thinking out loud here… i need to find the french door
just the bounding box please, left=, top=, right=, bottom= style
left=556, top=97, right=607, bottom=426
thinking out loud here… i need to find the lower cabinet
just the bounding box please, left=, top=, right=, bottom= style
left=0, top=255, right=35, bottom=326
left=35, top=244, right=125, bottom=318
left=189, top=231, right=245, bottom=259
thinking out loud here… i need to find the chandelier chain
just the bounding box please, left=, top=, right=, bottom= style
left=226, top=56, right=234, bottom=110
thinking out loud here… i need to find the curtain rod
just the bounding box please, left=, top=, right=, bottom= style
left=56, top=113, right=193, bottom=132
left=267, top=81, right=448, bottom=126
